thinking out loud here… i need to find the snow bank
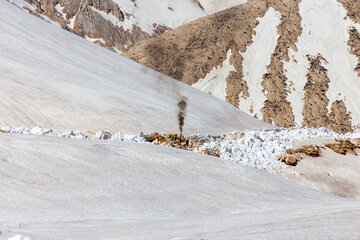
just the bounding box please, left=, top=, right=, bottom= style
left=2, top=125, right=359, bottom=172
left=8, top=235, right=30, bottom=240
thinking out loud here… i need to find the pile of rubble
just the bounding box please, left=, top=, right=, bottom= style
left=2, top=125, right=360, bottom=172
left=278, top=138, right=360, bottom=166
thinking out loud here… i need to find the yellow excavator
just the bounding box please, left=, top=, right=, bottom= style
left=145, top=133, right=189, bottom=146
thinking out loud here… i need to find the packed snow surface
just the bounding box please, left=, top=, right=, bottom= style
left=1, top=133, right=360, bottom=240
left=0, top=1, right=269, bottom=135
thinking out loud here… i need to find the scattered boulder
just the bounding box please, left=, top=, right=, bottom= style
left=285, top=155, right=298, bottom=166
left=297, top=145, right=321, bottom=157
left=294, top=153, right=304, bottom=160
left=202, top=149, right=220, bottom=158
left=277, top=153, right=301, bottom=166
left=277, top=153, right=287, bottom=163
left=325, top=138, right=358, bottom=155
left=286, top=148, right=297, bottom=154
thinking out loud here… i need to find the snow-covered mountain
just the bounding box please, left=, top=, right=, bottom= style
left=7, top=0, right=207, bottom=52
left=125, top=0, right=360, bottom=134
left=2, top=2, right=360, bottom=239
left=0, top=0, right=268, bottom=134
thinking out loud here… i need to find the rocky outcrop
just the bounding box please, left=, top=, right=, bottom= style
left=18, top=0, right=150, bottom=52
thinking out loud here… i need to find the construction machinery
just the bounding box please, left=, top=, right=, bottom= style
left=145, top=133, right=189, bottom=146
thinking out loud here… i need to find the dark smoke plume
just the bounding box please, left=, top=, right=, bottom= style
left=177, top=97, right=188, bottom=136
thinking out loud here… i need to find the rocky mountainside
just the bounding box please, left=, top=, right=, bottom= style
left=7, top=0, right=208, bottom=52
left=124, top=0, right=360, bottom=134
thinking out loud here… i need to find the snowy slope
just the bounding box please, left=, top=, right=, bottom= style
left=1, top=134, right=360, bottom=240
left=198, top=0, right=248, bottom=14
left=0, top=1, right=269, bottom=135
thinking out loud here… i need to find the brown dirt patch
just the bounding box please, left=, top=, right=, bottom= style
left=348, top=28, right=360, bottom=77
left=302, top=55, right=331, bottom=129
left=302, top=55, right=352, bottom=134
left=260, top=0, right=302, bottom=127
left=337, top=0, right=360, bottom=24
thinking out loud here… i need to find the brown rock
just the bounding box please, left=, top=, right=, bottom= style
left=286, top=148, right=297, bottom=154
left=297, top=145, right=321, bottom=157
left=277, top=153, right=287, bottom=162
left=202, top=148, right=221, bottom=158
left=285, top=155, right=298, bottom=166
left=354, top=139, right=360, bottom=147
left=294, top=153, right=303, bottom=160
left=325, top=139, right=358, bottom=155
